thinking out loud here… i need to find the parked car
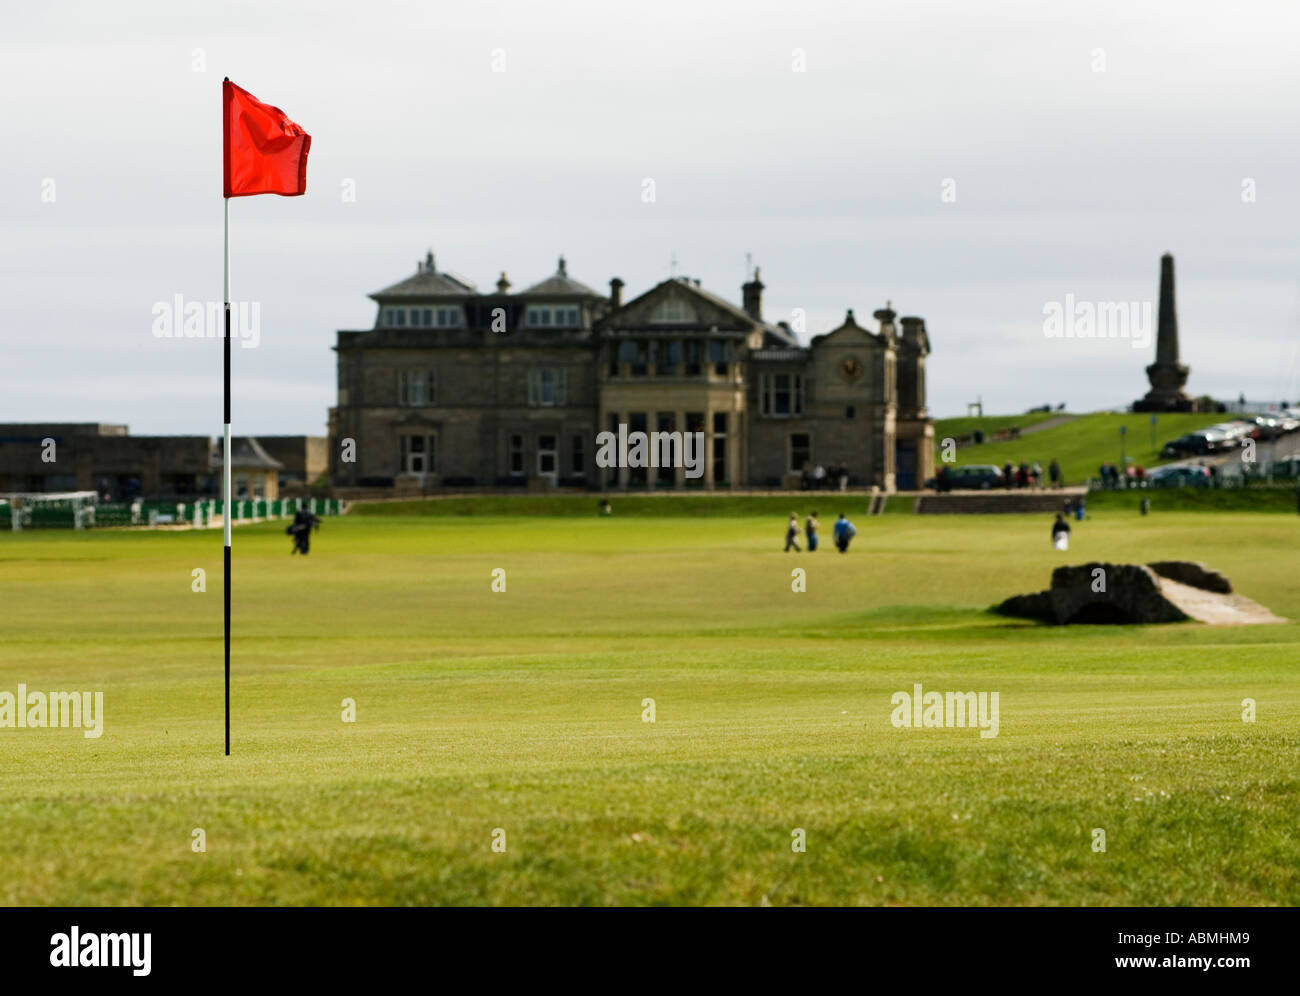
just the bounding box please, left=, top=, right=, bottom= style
left=1162, top=433, right=1213, bottom=457
left=1242, top=415, right=1286, bottom=440
left=1147, top=464, right=1211, bottom=488
left=1207, top=423, right=1252, bottom=449
left=933, top=464, right=1004, bottom=491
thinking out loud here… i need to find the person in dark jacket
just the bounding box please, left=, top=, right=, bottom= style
left=805, top=511, right=819, bottom=552
left=1051, top=513, right=1070, bottom=550
left=784, top=513, right=801, bottom=552
left=288, top=505, right=320, bottom=555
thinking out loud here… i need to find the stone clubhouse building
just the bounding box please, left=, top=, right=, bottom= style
left=329, top=252, right=934, bottom=492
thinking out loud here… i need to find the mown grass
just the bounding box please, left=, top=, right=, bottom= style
left=0, top=508, right=1296, bottom=905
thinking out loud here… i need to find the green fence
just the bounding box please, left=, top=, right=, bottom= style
left=3, top=496, right=346, bottom=531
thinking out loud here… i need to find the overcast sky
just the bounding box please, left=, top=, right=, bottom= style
left=3, top=0, right=1299, bottom=435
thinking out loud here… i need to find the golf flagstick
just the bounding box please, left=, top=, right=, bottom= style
left=221, top=77, right=311, bottom=755
left=223, top=192, right=231, bottom=757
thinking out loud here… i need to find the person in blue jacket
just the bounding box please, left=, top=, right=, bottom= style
left=832, top=513, right=857, bottom=553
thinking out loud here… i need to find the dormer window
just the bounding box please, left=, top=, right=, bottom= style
left=434, top=306, right=464, bottom=327
left=526, top=305, right=580, bottom=327
left=383, top=306, right=463, bottom=328
left=650, top=298, right=695, bottom=324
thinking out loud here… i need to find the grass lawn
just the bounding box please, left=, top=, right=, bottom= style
left=1, top=507, right=1297, bottom=905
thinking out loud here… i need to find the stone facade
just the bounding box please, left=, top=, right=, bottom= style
left=0, top=425, right=326, bottom=501
left=330, top=253, right=934, bottom=491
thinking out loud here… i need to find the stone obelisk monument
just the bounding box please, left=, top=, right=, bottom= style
left=1134, top=252, right=1198, bottom=412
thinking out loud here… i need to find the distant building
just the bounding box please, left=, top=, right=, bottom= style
left=0, top=424, right=324, bottom=500
left=256, top=435, right=329, bottom=492
left=211, top=436, right=283, bottom=500
left=330, top=252, right=934, bottom=491
left=0, top=424, right=210, bottom=499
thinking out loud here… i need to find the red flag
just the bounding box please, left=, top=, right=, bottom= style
left=223, top=79, right=311, bottom=198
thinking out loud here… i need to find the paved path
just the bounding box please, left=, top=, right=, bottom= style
left=1017, top=414, right=1079, bottom=436
left=1159, top=577, right=1287, bottom=625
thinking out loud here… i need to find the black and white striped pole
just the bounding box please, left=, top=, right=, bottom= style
left=223, top=190, right=231, bottom=756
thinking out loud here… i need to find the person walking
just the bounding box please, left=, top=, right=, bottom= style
left=1051, top=512, right=1071, bottom=550
left=1048, top=458, right=1061, bottom=488
left=784, top=513, right=802, bottom=552
left=832, top=513, right=857, bottom=553
left=288, top=503, right=320, bottom=555
left=805, top=511, right=820, bottom=552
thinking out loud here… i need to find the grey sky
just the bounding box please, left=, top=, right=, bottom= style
left=3, top=0, right=1298, bottom=435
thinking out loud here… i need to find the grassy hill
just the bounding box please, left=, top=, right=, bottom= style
left=933, top=412, right=1229, bottom=485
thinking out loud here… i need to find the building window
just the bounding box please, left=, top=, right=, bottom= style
left=383, top=308, right=406, bottom=327
left=713, top=412, right=728, bottom=483
left=709, top=339, right=732, bottom=376
left=537, top=434, right=557, bottom=477
left=606, top=414, right=619, bottom=485
left=527, top=368, right=566, bottom=406
left=657, top=413, right=676, bottom=484
left=630, top=340, right=648, bottom=376
left=845, top=405, right=856, bottom=419
left=509, top=434, right=524, bottom=475
left=399, top=369, right=435, bottom=406
left=408, top=308, right=435, bottom=327
left=684, top=340, right=702, bottom=376
left=435, top=306, right=464, bottom=328
left=526, top=305, right=579, bottom=327
left=400, top=434, right=435, bottom=475
left=628, top=412, right=648, bottom=485
left=571, top=434, right=585, bottom=476
left=789, top=433, right=811, bottom=473
left=615, top=339, right=638, bottom=375
left=656, top=340, right=681, bottom=376
left=761, top=373, right=803, bottom=416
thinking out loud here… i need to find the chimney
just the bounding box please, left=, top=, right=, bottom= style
left=609, top=277, right=624, bottom=308
left=874, top=300, right=897, bottom=341
left=557, top=255, right=567, bottom=277
left=425, top=249, right=435, bottom=272
left=742, top=266, right=764, bottom=321
left=497, top=271, right=511, bottom=294
left=900, top=316, right=925, bottom=341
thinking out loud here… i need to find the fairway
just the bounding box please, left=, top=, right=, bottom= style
left=2, top=509, right=1298, bottom=906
